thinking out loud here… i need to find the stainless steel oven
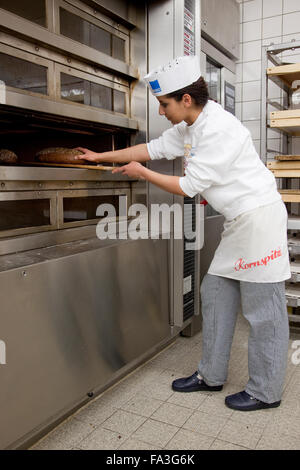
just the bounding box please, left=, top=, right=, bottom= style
left=0, top=0, right=169, bottom=450
left=0, top=0, right=219, bottom=450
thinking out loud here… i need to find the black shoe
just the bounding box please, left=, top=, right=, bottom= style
left=172, top=372, right=223, bottom=393
left=225, top=390, right=281, bottom=411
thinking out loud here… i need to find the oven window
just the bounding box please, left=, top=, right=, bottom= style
left=91, top=82, right=112, bottom=110
left=0, top=0, right=46, bottom=27
left=63, top=195, right=121, bottom=223
left=0, top=52, right=48, bottom=95
left=113, top=89, right=125, bottom=114
left=0, top=199, right=50, bottom=231
left=90, top=23, right=111, bottom=56
left=60, top=8, right=126, bottom=62
left=206, top=58, right=221, bottom=104
left=112, top=36, right=126, bottom=62
left=60, top=74, right=86, bottom=104
left=61, top=73, right=126, bottom=113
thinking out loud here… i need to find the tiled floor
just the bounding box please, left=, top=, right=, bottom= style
left=30, top=313, right=300, bottom=450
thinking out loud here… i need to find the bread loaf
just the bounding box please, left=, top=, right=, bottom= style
left=0, top=149, right=18, bottom=164
left=36, top=147, right=86, bottom=164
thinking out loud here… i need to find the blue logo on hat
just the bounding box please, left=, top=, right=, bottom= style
left=149, top=79, right=161, bottom=93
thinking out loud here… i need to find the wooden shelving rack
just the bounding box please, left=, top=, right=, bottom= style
left=261, top=41, right=300, bottom=329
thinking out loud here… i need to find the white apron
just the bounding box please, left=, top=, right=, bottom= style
left=208, top=200, right=291, bottom=283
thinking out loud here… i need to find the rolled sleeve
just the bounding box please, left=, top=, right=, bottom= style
left=179, top=176, right=197, bottom=198
left=179, top=161, right=214, bottom=197
left=147, top=123, right=184, bottom=161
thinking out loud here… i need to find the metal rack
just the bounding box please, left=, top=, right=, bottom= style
left=261, top=40, right=300, bottom=327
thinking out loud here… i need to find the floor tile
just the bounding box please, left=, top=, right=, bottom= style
left=197, top=395, right=234, bottom=418
left=138, top=380, right=174, bottom=402
left=151, top=402, right=193, bottom=427
left=78, top=427, right=124, bottom=450
left=256, top=431, right=300, bottom=450
left=158, top=369, right=188, bottom=385
left=229, top=408, right=274, bottom=429
left=126, top=364, right=166, bottom=388
left=121, top=393, right=163, bottom=418
left=182, top=410, right=228, bottom=438
left=278, top=397, right=300, bottom=418
left=132, top=419, right=179, bottom=448
left=165, top=428, right=214, bottom=450
left=31, top=418, right=95, bottom=450
left=99, top=383, right=140, bottom=409
left=29, top=311, right=300, bottom=452
left=118, top=438, right=162, bottom=450
left=167, top=390, right=208, bottom=410
left=210, top=439, right=248, bottom=450
left=102, top=410, right=147, bottom=436
left=73, top=399, right=116, bottom=427
left=219, top=419, right=263, bottom=449
left=263, top=412, right=300, bottom=440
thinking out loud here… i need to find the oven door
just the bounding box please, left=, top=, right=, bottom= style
left=57, top=188, right=131, bottom=229
left=0, top=190, right=57, bottom=238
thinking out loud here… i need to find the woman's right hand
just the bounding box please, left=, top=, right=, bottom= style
left=75, top=147, right=100, bottom=162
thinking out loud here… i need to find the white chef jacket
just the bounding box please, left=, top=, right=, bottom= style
left=147, top=100, right=291, bottom=282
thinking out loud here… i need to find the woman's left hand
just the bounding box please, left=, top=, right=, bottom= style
left=111, top=161, right=146, bottom=179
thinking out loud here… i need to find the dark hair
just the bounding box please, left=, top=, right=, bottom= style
left=166, top=76, right=209, bottom=107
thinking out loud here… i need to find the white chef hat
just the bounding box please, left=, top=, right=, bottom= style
left=144, top=55, right=201, bottom=97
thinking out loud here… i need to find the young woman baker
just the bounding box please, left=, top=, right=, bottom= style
left=76, top=55, right=290, bottom=411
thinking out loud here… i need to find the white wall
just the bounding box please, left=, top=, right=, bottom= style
left=236, top=0, right=300, bottom=157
